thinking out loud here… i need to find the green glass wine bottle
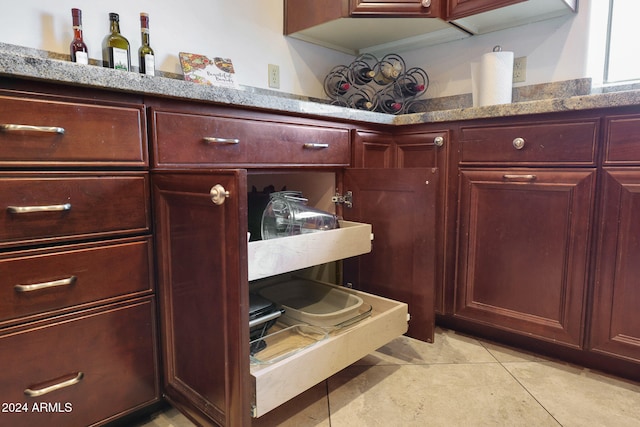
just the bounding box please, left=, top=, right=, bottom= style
left=102, top=13, right=131, bottom=71
left=138, top=13, right=155, bottom=75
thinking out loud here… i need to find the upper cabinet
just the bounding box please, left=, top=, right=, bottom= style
left=449, top=0, right=578, bottom=35
left=284, top=0, right=577, bottom=55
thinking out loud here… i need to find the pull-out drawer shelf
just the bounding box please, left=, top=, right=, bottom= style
left=250, top=286, right=408, bottom=417
left=248, top=220, right=372, bottom=281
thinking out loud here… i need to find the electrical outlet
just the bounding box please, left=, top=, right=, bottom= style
left=268, top=64, right=280, bottom=89
left=513, top=56, right=527, bottom=83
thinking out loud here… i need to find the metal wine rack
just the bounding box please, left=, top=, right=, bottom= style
left=323, top=53, right=429, bottom=115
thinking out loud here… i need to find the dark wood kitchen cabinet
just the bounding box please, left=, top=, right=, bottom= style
left=446, top=0, right=520, bottom=20
left=149, top=99, right=435, bottom=426
left=0, top=79, right=158, bottom=426
left=454, top=117, right=599, bottom=347
left=590, top=114, right=640, bottom=364
left=284, top=0, right=577, bottom=54
left=353, top=127, right=451, bottom=319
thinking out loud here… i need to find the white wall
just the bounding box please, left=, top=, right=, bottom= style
left=0, top=0, right=352, bottom=97
left=0, top=0, right=607, bottom=100
left=403, top=0, right=607, bottom=98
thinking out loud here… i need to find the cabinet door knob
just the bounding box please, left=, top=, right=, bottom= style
left=421, top=0, right=431, bottom=7
left=513, top=137, right=526, bottom=150
left=210, top=184, right=230, bottom=205
left=434, top=136, right=444, bottom=147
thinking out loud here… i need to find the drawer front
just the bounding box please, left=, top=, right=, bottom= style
left=460, top=120, right=598, bottom=165
left=152, top=110, right=350, bottom=167
left=0, top=298, right=158, bottom=427
left=0, top=237, right=153, bottom=326
left=605, top=115, right=640, bottom=164
left=0, top=95, right=146, bottom=167
left=251, top=286, right=408, bottom=417
left=0, top=174, right=149, bottom=248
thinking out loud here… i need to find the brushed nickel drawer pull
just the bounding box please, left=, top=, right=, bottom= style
left=303, top=143, right=329, bottom=149
left=24, top=372, right=84, bottom=397
left=1, top=124, right=65, bottom=135
left=503, top=174, right=537, bottom=181
left=202, top=137, right=240, bottom=144
left=7, top=203, right=72, bottom=214
left=14, top=276, right=77, bottom=293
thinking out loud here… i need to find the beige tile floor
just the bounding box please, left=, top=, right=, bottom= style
left=137, top=328, right=640, bottom=427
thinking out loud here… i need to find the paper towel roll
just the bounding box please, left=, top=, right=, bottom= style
left=471, top=50, right=514, bottom=107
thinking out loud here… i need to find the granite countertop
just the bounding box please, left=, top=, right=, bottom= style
left=2, top=43, right=640, bottom=126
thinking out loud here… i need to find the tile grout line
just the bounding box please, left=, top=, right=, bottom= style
left=478, top=340, right=565, bottom=427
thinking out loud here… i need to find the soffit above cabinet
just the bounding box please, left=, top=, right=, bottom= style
left=284, top=0, right=577, bottom=56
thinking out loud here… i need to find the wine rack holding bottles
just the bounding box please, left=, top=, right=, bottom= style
left=323, top=53, right=429, bottom=114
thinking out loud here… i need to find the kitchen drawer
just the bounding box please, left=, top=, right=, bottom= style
left=0, top=237, right=153, bottom=327
left=460, top=120, right=598, bottom=165
left=250, top=285, right=408, bottom=417
left=604, top=114, right=640, bottom=164
left=248, top=220, right=372, bottom=281
left=0, top=94, right=146, bottom=168
left=0, top=173, right=149, bottom=248
left=151, top=109, right=350, bottom=168
left=0, top=297, right=158, bottom=427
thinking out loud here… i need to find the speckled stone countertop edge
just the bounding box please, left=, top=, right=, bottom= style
left=2, top=43, right=640, bottom=126
left=393, top=90, right=640, bottom=125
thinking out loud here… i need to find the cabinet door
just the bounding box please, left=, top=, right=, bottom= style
left=152, top=171, right=250, bottom=427
left=351, top=0, right=442, bottom=16
left=352, top=130, right=395, bottom=168
left=591, top=169, right=640, bottom=362
left=447, top=0, right=521, bottom=20
left=342, top=168, right=438, bottom=342
left=456, top=169, right=595, bottom=347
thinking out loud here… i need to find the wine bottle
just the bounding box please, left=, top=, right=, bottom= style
left=138, top=13, right=155, bottom=76
left=353, top=66, right=375, bottom=85
left=397, top=67, right=429, bottom=97
left=323, top=65, right=352, bottom=99
left=349, top=53, right=378, bottom=85
left=373, top=54, right=405, bottom=85
left=348, top=88, right=376, bottom=111
left=374, top=88, right=403, bottom=114
left=400, top=82, right=426, bottom=96
left=102, top=13, right=131, bottom=71
left=334, top=81, right=351, bottom=95
left=383, top=99, right=403, bottom=112
left=69, top=8, right=89, bottom=64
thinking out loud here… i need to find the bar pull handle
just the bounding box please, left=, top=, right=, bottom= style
left=202, top=137, right=240, bottom=145
left=503, top=174, right=537, bottom=182
left=24, top=372, right=84, bottom=397
left=1, top=124, right=65, bottom=135
left=303, top=143, right=329, bottom=149
left=14, top=276, right=77, bottom=293
left=7, top=203, right=72, bottom=214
